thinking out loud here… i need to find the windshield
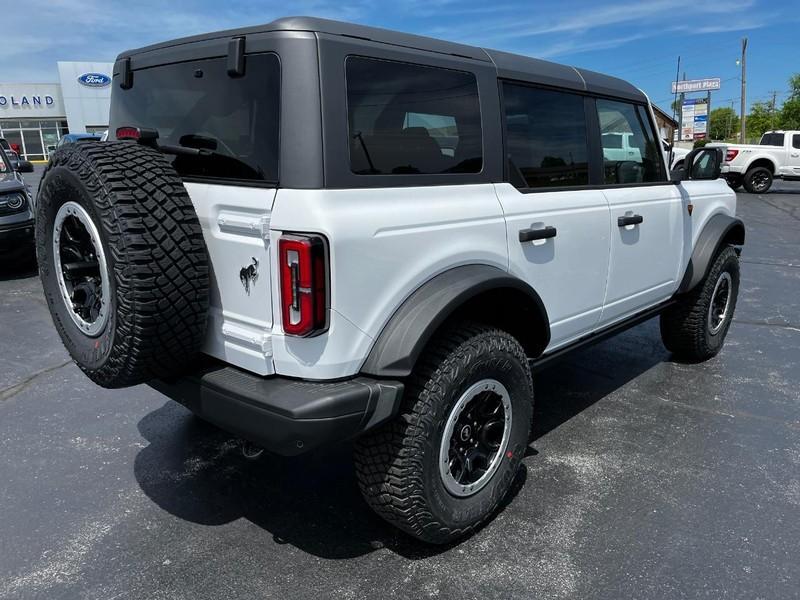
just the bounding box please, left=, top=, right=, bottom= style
left=760, top=133, right=784, bottom=146
left=111, top=53, right=280, bottom=183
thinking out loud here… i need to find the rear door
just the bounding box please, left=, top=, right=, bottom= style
left=496, top=82, right=611, bottom=349
left=110, top=52, right=282, bottom=375
left=594, top=99, right=683, bottom=325
left=789, top=134, right=800, bottom=177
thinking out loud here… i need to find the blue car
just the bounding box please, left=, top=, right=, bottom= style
left=56, top=133, right=102, bottom=149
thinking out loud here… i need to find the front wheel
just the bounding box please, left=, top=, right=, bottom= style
left=660, top=246, right=740, bottom=361
left=354, top=323, right=533, bottom=544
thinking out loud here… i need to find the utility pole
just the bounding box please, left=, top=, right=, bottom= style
left=769, top=90, right=778, bottom=129
left=739, top=37, right=748, bottom=143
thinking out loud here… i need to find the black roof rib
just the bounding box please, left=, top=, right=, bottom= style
left=118, top=16, right=645, bottom=103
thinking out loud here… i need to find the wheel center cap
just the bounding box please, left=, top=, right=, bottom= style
left=459, top=425, right=472, bottom=441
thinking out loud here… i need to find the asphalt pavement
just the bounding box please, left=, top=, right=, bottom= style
left=1, top=167, right=799, bottom=599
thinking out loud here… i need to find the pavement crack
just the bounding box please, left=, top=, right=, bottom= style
left=741, top=258, right=800, bottom=269
left=0, top=360, right=72, bottom=402
left=733, top=318, right=800, bottom=332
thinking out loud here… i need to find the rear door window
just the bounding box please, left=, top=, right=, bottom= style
left=345, top=57, right=482, bottom=175
left=501, top=82, right=589, bottom=189
left=760, top=133, right=785, bottom=146
left=792, top=134, right=800, bottom=149
left=596, top=99, right=665, bottom=184
left=112, top=53, right=280, bottom=183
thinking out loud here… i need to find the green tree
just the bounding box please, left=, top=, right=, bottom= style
left=779, top=98, right=800, bottom=129
left=788, top=73, right=800, bottom=101
left=746, top=101, right=773, bottom=140
left=708, top=107, right=739, bottom=140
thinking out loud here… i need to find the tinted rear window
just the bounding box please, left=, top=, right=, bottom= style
left=346, top=57, right=482, bottom=175
left=760, top=133, right=784, bottom=146
left=502, top=83, right=589, bottom=189
left=111, top=53, right=280, bottom=183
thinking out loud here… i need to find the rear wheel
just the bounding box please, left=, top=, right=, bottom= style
left=354, top=323, right=533, bottom=544
left=743, top=166, right=773, bottom=194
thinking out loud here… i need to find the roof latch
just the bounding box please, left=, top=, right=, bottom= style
left=227, top=36, right=246, bottom=77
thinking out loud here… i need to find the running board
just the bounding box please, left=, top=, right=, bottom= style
left=530, top=300, right=675, bottom=373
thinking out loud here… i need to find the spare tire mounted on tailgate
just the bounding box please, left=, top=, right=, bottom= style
left=36, top=141, right=209, bottom=388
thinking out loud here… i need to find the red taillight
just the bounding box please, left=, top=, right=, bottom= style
left=115, top=126, right=140, bottom=140
left=725, top=149, right=739, bottom=162
left=279, top=234, right=328, bottom=337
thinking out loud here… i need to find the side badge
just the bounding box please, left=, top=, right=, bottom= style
left=240, top=257, right=259, bottom=295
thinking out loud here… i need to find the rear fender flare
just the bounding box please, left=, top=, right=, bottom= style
left=360, top=265, right=550, bottom=378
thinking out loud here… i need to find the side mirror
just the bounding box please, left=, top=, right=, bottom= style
left=17, top=160, right=35, bottom=173
left=672, top=147, right=722, bottom=182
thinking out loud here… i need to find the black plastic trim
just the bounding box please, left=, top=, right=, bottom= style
left=531, top=300, right=674, bottom=373
left=149, top=365, right=404, bottom=456
left=678, top=214, right=745, bottom=293
left=361, top=265, right=550, bottom=378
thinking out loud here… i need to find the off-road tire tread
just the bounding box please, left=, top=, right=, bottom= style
left=660, top=245, right=738, bottom=361
left=353, top=322, right=532, bottom=544
left=742, top=166, right=772, bottom=194
left=37, top=141, right=209, bottom=387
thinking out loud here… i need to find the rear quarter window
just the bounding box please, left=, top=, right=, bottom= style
left=345, top=56, right=482, bottom=175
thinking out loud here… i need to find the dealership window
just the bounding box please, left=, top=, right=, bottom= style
left=502, top=82, right=589, bottom=189
left=1, top=119, right=71, bottom=160
left=346, top=56, right=483, bottom=175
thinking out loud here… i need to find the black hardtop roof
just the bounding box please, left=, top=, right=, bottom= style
left=118, top=16, right=646, bottom=103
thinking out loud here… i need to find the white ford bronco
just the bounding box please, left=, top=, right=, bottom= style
left=35, top=17, right=745, bottom=544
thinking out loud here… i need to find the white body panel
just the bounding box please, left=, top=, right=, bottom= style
left=599, top=184, right=683, bottom=324
left=493, top=184, right=611, bottom=349
left=186, top=182, right=277, bottom=376
left=268, top=185, right=508, bottom=379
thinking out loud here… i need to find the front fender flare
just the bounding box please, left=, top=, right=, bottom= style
left=678, top=214, right=745, bottom=293
left=360, top=265, right=550, bottom=378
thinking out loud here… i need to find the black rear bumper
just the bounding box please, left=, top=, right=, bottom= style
left=149, top=364, right=404, bottom=456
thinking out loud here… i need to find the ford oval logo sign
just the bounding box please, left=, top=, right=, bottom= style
left=77, top=73, right=111, bottom=88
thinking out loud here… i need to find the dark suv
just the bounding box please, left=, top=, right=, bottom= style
left=0, top=148, right=35, bottom=263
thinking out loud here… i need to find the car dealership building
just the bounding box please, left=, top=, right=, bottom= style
left=0, top=61, right=113, bottom=161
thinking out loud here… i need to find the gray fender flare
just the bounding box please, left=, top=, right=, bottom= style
left=360, top=265, right=550, bottom=378
left=678, top=214, right=745, bottom=293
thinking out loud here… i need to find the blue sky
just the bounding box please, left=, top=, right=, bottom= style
left=3, top=0, right=798, bottom=115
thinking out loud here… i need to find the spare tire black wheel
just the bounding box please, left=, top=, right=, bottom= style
left=36, top=141, right=209, bottom=388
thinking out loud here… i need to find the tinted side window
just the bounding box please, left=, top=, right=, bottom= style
left=502, top=83, right=589, bottom=189
left=761, top=133, right=785, bottom=146
left=345, top=57, right=482, bottom=175
left=793, top=134, right=800, bottom=150
left=597, top=99, right=665, bottom=184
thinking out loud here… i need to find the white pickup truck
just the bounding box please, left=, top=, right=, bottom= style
left=713, top=130, right=800, bottom=193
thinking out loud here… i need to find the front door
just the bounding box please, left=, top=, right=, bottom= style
left=497, top=82, right=611, bottom=350
left=594, top=98, right=684, bottom=325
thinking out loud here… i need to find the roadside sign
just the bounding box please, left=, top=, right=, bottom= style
left=671, top=78, right=721, bottom=94
left=681, top=98, right=709, bottom=141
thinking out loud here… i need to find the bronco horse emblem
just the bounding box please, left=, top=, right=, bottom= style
left=239, top=257, right=259, bottom=295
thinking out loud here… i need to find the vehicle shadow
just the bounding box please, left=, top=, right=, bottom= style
left=0, top=258, right=37, bottom=281
left=133, top=319, right=667, bottom=560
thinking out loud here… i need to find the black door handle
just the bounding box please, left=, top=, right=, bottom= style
left=519, top=226, right=557, bottom=242
left=618, top=214, right=643, bottom=227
